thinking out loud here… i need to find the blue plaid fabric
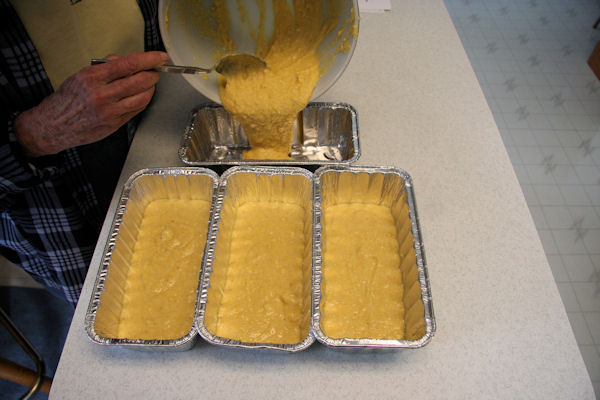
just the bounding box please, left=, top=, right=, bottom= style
left=0, top=0, right=164, bottom=305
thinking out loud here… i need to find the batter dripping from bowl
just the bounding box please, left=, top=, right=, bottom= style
left=214, top=0, right=351, bottom=159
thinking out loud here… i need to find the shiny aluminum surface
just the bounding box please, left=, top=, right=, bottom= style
left=179, top=102, right=360, bottom=166
left=86, top=165, right=434, bottom=352
left=84, top=168, right=219, bottom=351
left=196, top=166, right=315, bottom=352
left=311, top=165, right=436, bottom=348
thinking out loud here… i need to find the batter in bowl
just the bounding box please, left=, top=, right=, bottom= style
left=166, top=0, right=356, bottom=158
left=216, top=0, right=347, bottom=159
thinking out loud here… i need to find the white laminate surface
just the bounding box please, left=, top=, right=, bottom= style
left=50, top=1, right=595, bottom=398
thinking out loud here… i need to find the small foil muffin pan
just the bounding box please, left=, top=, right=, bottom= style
left=196, top=167, right=315, bottom=352
left=178, top=102, right=360, bottom=166
left=311, top=166, right=435, bottom=348
left=84, top=168, right=219, bottom=350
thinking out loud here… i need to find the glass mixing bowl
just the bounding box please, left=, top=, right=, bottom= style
left=158, top=0, right=359, bottom=104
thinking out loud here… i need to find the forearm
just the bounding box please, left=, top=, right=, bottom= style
left=13, top=105, right=62, bottom=158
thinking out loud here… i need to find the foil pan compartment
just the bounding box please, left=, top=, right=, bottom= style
left=85, top=168, right=219, bottom=350
left=179, top=102, right=360, bottom=166
left=197, top=166, right=315, bottom=351
left=312, top=166, right=435, bottom=349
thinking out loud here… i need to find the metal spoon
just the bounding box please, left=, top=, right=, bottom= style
left=91, top=53, right=266, bottom=75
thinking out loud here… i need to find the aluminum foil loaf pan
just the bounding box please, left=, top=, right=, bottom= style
left=179, top=102, right=360, bottom=166
left=312, top=166, right=435, bottom=348
left=85, top=168, right=219, bottom=350
left=196, top=166, right=315, bottom=351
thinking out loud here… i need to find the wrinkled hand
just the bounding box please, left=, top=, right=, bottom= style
left=13, top=51, right=169, bottom=158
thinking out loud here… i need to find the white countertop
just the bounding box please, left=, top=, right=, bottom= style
left=50, top=0, right=595, bottom=398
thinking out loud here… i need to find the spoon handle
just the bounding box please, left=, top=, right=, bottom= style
left=155, top=64, right=211, bottom=74
left=90, top=59, right=211, bottom=74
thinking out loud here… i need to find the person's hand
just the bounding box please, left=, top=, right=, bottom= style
left=13, top=51, right=169, bottom=158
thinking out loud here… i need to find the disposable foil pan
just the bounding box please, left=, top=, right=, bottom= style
left=311, top=165, right=435, bottom=348
left=85, top=167, right=219, bottom=350
left=179, top=102, right=360, bottom=166
left=196, top=166, right=315, bottom=351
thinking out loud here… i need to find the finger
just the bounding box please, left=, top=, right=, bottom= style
left=118, top=107, right=147, bottom=125
left=113, top=86, right=155, bottom=116
left=104, top=54, right=121, bottom=61
left=81, top=105, right=145, bottom=146
left=104, top=70, right=160, bottom=101
left=99, top=51, right=169, bottom=82
left=107, top=105, right=149, bottom=134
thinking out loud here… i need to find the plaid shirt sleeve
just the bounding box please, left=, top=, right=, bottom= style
left=0, top=0, right=164, bottom=305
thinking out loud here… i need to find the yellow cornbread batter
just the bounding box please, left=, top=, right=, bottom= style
left=321, top=203, right=405, bottom=339
left=206, top=202, right=307, bottom=344
left=166, top=0, right=356, bottom=159
left=96, top=199, right=211, bottom=340
left=215, top=0, right=348, bottom=159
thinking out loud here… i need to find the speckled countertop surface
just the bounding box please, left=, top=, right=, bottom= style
left=50, top=0, right=595, bottom=398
